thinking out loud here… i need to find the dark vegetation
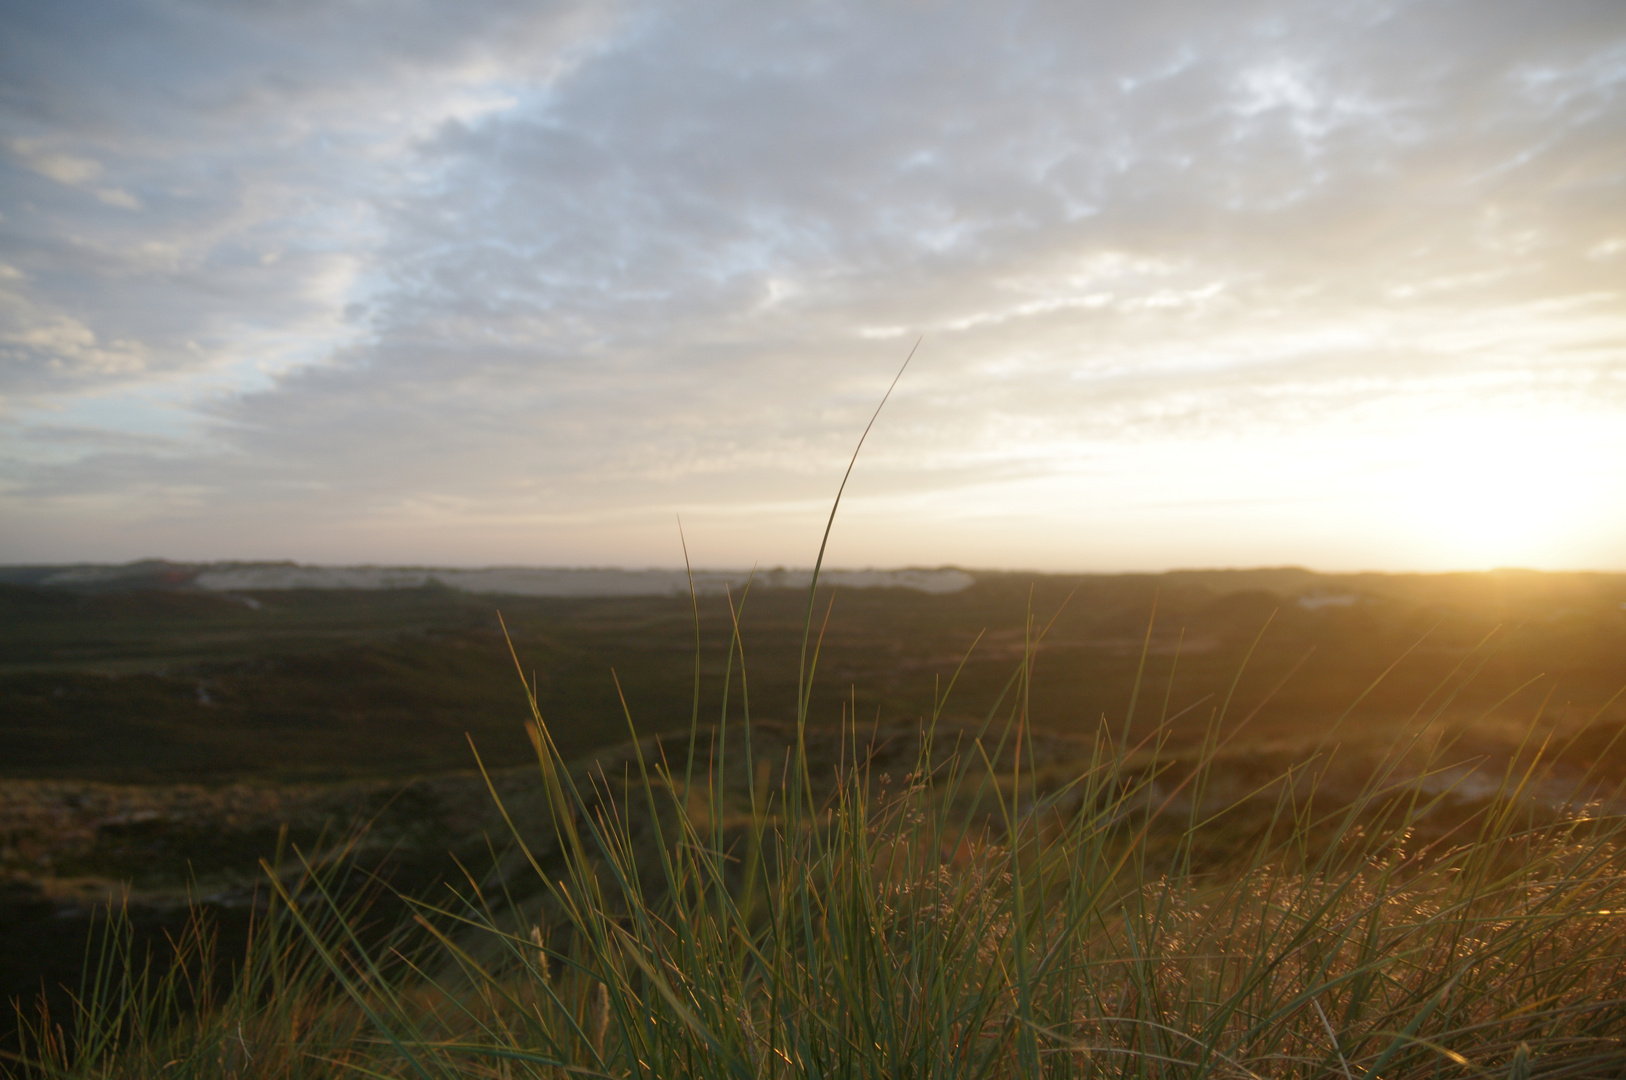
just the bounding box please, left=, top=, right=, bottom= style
left=2, top=566, right=1624, bottom=1076
left=4, top=567, right=1624, bottom=783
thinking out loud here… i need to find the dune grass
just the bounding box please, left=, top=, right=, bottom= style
left=9, top=590, right=1626, bottom=1079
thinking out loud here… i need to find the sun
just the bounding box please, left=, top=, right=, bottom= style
left=1375, top=406, right=1618, bottom=568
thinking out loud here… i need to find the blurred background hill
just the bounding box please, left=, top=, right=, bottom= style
left=3, top=564, right=1622, bottom=784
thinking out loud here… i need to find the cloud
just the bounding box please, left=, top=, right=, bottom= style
left=11, top=141, right=104, bottom=185
left=1, top=0, right=1623, bottom=568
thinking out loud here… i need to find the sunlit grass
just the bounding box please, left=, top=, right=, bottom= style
left=9, top=579, right=1626, bottom=1079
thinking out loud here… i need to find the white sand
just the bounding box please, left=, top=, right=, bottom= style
left=191, top=564, right=974, bottom=597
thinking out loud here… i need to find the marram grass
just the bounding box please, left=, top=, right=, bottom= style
left=9, top=601, right=1626, bottom=1080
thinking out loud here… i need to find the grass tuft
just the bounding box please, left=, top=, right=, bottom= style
left=9, top=620, right=1625, bottom=1078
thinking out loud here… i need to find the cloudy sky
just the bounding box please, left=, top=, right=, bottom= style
left=2, top=0, right=1623, bottom=572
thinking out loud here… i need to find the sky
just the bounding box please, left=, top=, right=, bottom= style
left=2, top=0, right=1623, bottom=573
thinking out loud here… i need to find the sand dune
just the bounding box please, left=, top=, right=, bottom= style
left=190, top=564, right=975, bottom=597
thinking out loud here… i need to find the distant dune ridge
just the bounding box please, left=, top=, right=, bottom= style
left=4, top=560, right=976, bottom=597
left=192, top=564, right=976, bottom=596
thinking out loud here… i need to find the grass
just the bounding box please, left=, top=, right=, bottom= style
left=8, top=601, right=1626, bottom=1079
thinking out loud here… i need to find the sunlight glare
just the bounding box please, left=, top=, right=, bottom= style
left=1376, top=407, right=1617, bottom=568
